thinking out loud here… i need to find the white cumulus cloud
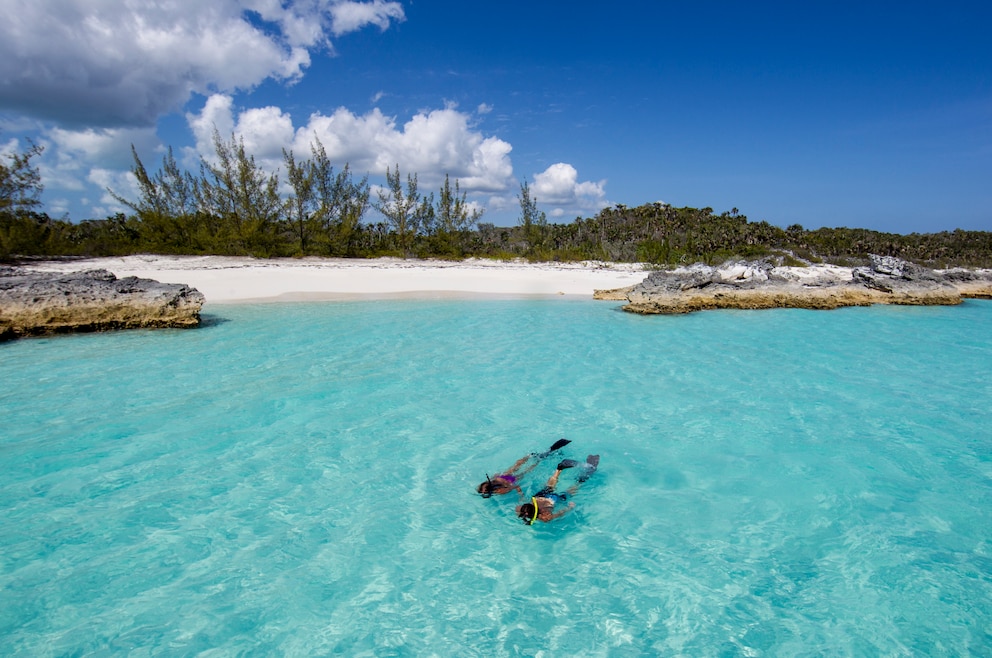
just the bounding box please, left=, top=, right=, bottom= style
left=49, top=126, right=160, bottom=169
left=0, top=0, right=404, bottom=127
left=187, top=95, right=516, bottom=194
left=87, top=168, right=137, bottom=215
left=531, top=163, right=608, bottom=216
left=329, top=0, right=406, bottom=36
left=186, top=96, right=294, bottom=174
left=39, top=125, right=159, bottom=211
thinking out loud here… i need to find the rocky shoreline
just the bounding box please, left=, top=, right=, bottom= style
left=0, top=268, right=205, bottom=340
left=3, top=256, right=989, bottom=338
left=597, top=255, right=992, bottom=314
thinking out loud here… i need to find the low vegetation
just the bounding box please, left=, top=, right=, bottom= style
left=2, top=134, right=990, bottom=267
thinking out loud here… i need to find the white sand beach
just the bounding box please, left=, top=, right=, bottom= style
left=25, top=255, right=649, bottom=303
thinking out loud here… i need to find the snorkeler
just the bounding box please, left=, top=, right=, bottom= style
left=516, top=455, right=599, bottom=525
left=476, top=438, right=572, bottom=498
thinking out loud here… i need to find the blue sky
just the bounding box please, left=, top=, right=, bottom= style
left=1, top=1, right=989, bottom=233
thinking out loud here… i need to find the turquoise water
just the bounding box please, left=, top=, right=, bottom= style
left=2, top=299, right=991, bottom=656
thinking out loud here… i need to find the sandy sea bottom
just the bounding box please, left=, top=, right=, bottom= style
left=1, top=299, right=991, bottom=656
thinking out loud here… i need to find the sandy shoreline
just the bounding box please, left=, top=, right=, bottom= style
left=22, top=255, right=650, bottom=303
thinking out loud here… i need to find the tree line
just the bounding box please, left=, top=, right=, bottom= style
left=2, top=134, right=991, bottom=267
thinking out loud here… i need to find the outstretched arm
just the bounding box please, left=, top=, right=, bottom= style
left=551, top=502, right=576, bottom=520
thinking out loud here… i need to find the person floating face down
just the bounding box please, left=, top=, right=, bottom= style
left=476, top=439, right=571, bottom=498
left=517, top=455, right=599, bottom=525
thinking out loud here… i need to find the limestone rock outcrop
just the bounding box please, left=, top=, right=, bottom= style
left=1, top=267, right=205, bottom=339
left=617, top=255, right=992, bottom=315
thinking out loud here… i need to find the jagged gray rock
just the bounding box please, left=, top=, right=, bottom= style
left=935, top=267, right=992, bottom=299
left=0, top=268, right=205, bottom=339
left=619, top=255, right=992, bottom=314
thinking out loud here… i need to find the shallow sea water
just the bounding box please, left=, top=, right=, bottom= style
left=1, top=299, right=991, bottom=656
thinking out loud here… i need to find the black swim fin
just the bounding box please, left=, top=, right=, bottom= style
left=533, top=438, right=571, bottom=458
left=577, top=455, right=599, bottom=482
left=557, top=459, right=579, bottom=470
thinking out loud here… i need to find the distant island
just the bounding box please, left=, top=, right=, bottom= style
left=4, top=135, right=991, bottom=337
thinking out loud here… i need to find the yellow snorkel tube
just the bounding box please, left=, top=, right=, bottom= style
left=529, top=496, right=539, bottom=525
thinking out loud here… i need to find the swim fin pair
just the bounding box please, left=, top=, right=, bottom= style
left=531, top=438, right=571, bottom=458
left=557, top=455, right=600, bottom=482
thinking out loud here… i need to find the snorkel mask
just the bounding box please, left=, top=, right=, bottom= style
left=479, top=474, right=494, bottom=498
left=526, top=497, right=539, bottom=525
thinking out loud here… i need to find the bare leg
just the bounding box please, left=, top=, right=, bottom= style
left=515, top=459, right=541, bottom=478
left=566, top=456, right=599, bottom=495
left=505, top=455, right=530, bottom=474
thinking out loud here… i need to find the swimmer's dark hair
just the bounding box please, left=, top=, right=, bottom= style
left=518, top=502, right=537, bottom=525
left=477, top=475, right=495, bottom=498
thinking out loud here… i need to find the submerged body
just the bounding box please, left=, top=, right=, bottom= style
left=477, top=439, right=571, bottom=497
left=518, top=455, right=599, bottom=524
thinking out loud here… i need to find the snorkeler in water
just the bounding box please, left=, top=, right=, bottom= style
left=516, top=455, right=599, bottom=525
left=476, top=438, right=572, bottom=498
